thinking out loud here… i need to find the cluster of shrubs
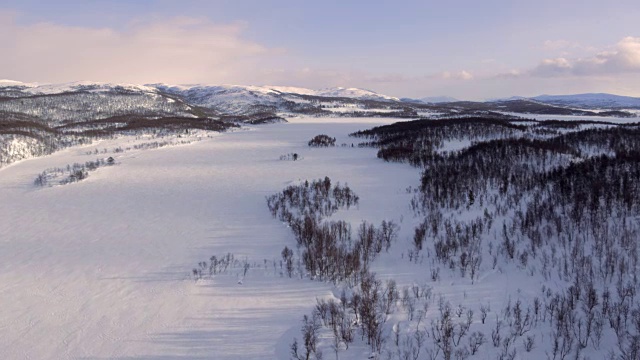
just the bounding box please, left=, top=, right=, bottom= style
left=267, top=177, right=359, bottom=221
left=308, top=134, right=337, bottom=147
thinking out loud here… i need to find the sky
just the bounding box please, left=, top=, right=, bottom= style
left=1, top=0, right=640, bottom=100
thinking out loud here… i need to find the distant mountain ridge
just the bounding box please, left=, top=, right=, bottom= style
left=530, top=93, right=640, bottom=109
left=3, top=80, right=638, bottom=110
left=1, top=80, right=639, bottom=121
left=420, top=96, right=459, bottom=103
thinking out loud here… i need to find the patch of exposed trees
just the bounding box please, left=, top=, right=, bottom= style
left=267, top=177, right=400, bottom=284
left=267, top=177, right=359, bottom=221
left=190, top=253, right=260, bottom=283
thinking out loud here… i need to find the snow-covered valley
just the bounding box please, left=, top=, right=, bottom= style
left=2, top=115, right=640, bottom=360
left=0, top=117, right=418, bottom=359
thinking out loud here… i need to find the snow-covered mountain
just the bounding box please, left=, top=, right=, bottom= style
left=153, top=84, right=398, bottom=100
left=150, top=83, right=403, bottom=115
left=313, top=87, right=399, bottom=101
left=0, top=80, right=400, bottom=103
left=151, top=84, right=286, bottom=115
left=531, top=93, right=640, bottom=109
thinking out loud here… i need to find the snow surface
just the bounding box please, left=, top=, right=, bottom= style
left=0, top=117, right=419, bottom=359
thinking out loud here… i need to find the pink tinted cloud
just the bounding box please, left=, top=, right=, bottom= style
left=0, top=13, right=276, bottom=84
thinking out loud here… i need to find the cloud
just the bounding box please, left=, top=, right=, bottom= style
left=529, top=57, right=573, bottom=76
left=437, top=70, right=474, bottom=80
left=529, top=37, right=640, bottom=77
left=493, top=69, right=523, bottom=79
left=0, top=13, right=279, bottom=84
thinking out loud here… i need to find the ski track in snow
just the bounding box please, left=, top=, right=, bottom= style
left=0, top=117, right=421, bottom=359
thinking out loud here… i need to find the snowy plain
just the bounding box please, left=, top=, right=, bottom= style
left=0, top=117, right=420, bottom=359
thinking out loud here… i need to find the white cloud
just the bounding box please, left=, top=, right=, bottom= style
left=0, top=13, right=278, bottom=84
left=530, top=37, right=640, bottom=77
